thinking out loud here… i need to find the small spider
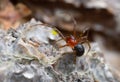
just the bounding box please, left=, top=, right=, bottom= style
left=54, top=17, right=91, bottom=58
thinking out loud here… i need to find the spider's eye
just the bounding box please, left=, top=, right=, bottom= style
left=74, top=44, right=85, bottom=56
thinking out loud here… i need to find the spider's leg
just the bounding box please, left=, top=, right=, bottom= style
left=53, top=27, right=66, bottom=40
left=50, top=38, right=67, bottom=49
left=76, top=28, right=88, bottom=42
left=81, top=40, right=91, bottom=55
left=59, top=44, right=68, bottom=48
left=71, top=16, right=77, bottom=39
left=78, top=26, right=90, bottom=39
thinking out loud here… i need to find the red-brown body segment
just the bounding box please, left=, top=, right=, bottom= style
left=66, top=35, right=78, bottom=48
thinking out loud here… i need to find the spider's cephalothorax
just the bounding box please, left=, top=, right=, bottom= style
left=66, top=35, right=78, bottom=48
left=74, top=43, right=85, bottom=56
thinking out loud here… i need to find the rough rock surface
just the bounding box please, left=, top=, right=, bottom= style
left=0, top=19, right=119, bottom=82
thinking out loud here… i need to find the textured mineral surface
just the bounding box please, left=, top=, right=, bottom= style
left=0, top=19, right=119, bottom=82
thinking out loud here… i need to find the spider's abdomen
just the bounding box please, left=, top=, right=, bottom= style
left=74, top=44, right=85, bottom=56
